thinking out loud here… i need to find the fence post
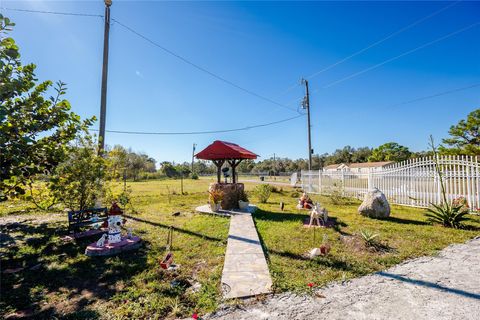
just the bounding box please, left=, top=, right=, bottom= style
left=341, top=169, right=345, bottom=196
left=318, top=169, right=322, bottom=194
left=367, top=168, right=373, bottom=190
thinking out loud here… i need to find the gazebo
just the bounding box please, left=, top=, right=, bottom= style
left=195, top=140, right=258, bottom=210
left=195, top=140, right=258, bottom=184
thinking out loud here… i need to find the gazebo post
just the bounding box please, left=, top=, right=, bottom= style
left=228, top=159, right=242, bottom=184
left=213, top=160, right=225, bottom=183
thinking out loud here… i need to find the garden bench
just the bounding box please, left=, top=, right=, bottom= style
left=67, top=207, right=108, bottom=239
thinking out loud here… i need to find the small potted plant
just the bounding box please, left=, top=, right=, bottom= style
left=208, top=189, right=224, bottom=212
left=238, top=189, right=249, bottom=210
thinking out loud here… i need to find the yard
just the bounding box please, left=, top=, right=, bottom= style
left=1, top=177, right=480, bottom=319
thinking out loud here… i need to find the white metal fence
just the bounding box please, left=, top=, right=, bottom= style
left=301, top=155, right=480, bottom=212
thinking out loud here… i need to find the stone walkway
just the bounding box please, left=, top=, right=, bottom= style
left=207, top=237, right=480, bottom=319
left=221, top=212, right=272, bottom=299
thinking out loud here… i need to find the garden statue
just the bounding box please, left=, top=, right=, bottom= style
left=297, top=192, right=314, bottom=209
left=85, top=203, right=142, bottom=257
left=96, top=233, right=107, bottom=247
left=105, top=202, right=125, bottom=244
left=309, top=202, right=327, bottom=227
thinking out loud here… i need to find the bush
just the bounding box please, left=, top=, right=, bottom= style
left=254, top=184, right=272, bottom=203
left=191, top=173, right=199, bottom=180
left=238, top=189, right=249, bottom=202
left=48, top=136, right=107, bottom=210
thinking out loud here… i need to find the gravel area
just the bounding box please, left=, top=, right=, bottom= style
left=206, top=237, right=480, bottom=320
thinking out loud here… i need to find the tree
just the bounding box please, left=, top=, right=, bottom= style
left=48, top=136, right=107, bottom=210
left=368, top=142, right=411, bottom=162
left=440, top=109, right=480, bottom=155
left=0, top=15, right=93, bottom=200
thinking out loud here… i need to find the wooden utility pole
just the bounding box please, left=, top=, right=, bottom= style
left=98, top=0, right=112, bottom=153
left=302, top=78, right=313, bottom=170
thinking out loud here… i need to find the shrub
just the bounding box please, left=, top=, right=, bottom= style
left=254, top=184, right=272, bottom=203
left=48, top=136, right=107, bottom=210
left=191, top=173, right=199, bottom=180
left=238, top=189, right=249, bottom=202
left=208, top=189, right=224, bottom=204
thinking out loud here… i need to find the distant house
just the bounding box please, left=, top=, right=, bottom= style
left=323, top=161, right=394, bottom=173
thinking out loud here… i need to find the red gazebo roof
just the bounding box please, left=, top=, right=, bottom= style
left=195, top=140, right=258, bottom=160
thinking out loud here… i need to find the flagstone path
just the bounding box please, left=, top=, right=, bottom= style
left=220, top=212, right=272, bottom=299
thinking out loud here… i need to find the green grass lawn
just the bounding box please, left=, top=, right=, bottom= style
left=1, top=177, right=479, bottom=319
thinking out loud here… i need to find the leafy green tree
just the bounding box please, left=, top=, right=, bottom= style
left=49, top=136, right=107, bottom=210
left=161, top=161, right=178, bottom=178
left=440, top=109, right=480, bottom=155
left=368, top=142, right=411, bottom=162
left=0, top=15, right=93, bottom=200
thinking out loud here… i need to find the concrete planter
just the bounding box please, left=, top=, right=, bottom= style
left=238, top=200, right=249, bottom=210
left=210, top=203, right=221, bottom=212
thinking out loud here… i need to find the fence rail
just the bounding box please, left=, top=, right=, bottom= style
left=301, top=155, right=480, bottom=212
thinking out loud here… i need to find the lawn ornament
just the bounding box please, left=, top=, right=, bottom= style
left=85, top=203, right=142, bottom=257
left=106, top=204, right=125, bottom=244
left=297, top=193, right=313, bottom=210
left=96, top=233, right=107, bottom=247
left=308, top=234, right=330, bottom=259
left=160, top=227, right=174, bottom=269
left=319, top=234, right=331, bottom=255
left=308, top=202, right=328, bottom=227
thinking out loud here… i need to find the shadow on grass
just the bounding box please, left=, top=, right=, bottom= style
left=378, top=272, right=480, bottom=300
left=1, top=220, right=148, bottom=319
left=253, top=209, right=309, bottom=223
left=268, top=248, right=358, bottom=272
left=381, top=216, right=430, bottom=226
left=125, top=215, right=224, bottom=242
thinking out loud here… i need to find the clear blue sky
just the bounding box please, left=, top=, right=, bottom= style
left=2, top=1, right=479, bottom=163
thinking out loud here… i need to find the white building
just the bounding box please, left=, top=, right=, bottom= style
left=323, top=161, right=394, bottom=173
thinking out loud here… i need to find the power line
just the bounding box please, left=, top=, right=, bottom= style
left=1, top=7, right=103, bottom=18
left=313, top=21, right=480, bottom=93
left=277, top=0, right=462, bottom=96
left=389, top=83, right=480, bottom=108
left=90, top=113, right=305, bottom=136
left=1, top=6, right=300, bottom=114
left=111, top=18, right=300, bottom=114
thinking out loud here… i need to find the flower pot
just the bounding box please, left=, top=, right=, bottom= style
left=210, top=203, right=221, bottom=212
left=238, top=200, right=249, bottom=210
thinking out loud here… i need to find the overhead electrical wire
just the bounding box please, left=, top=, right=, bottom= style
left=111, top=18, right=299, bottom=114
left=90, top=113, right=305, bottom=135
left=295, top=21, right=480, bottom=100
left=277, top=0, right=462, bottom=96
left=1, top=7, right=103, bottom=18
left=320, top=21, right=480, bottom=90
left=1, top=6, right=300, bottom=114
left=389, top=82, right=480, bottom=108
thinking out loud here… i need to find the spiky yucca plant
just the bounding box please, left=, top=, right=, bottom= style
left=426, top=136, right=470, bottom=229
left=426, top=202, right=470, bottom=229
left=360, top=230, right=379, bottom=247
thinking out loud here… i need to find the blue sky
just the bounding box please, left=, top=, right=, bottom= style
left=2, top=1, right=479, bottom=163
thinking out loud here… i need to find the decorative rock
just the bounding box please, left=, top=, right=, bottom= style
left=358, top=188, right=390, bottom=218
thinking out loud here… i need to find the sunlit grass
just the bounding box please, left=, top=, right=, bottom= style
left=1, top=177, right=479, bottom=319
